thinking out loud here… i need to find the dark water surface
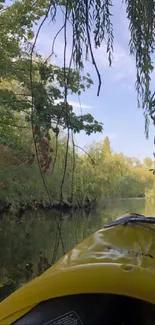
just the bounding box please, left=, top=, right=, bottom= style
left=0, top=198, right=155, bottom=300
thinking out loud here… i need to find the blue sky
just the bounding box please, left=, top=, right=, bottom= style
left=34, top=0, right=155, bottom=160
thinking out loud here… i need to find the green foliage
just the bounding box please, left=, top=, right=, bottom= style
left=145, top=188, right=155, bottom=204
left=77, top=138, right=155, bottom=201
left=0, top=0, right=104, bottom=148
left=0, top=0, right=104, bottom=205
left=143, top=157, right=153, bottom=169
left=0, top=57, right=103, bottom=145
left=0, top=133, right=154, bottom=206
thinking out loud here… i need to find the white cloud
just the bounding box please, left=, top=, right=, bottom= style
left=74, top=132, right=117, bottom=152
left=95, top=132, right=117, bottom=142
left=112, top=0, right=130, bottom=42
left=113, top=44, right=135, bottom=79
left=36, top=34, right=73, bottom=66
left=94, top=42, right=135, bottom=85
left=54, top=99, right=92, bottom=113
left=68, top=101, right=92, bottom=110
left=106, top=133, right=117, bottom=141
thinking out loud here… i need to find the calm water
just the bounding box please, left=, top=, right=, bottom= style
left=0, top=198, right=155, bottom=300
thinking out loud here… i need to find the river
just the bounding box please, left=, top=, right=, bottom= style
left=0, top=198, right=155, bottom=300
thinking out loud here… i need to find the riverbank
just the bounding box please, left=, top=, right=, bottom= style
left=0, top=196, right=148, bottom=217
left=0, top=198, right=97, bottom=216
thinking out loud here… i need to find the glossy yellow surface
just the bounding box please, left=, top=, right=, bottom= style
left=1, top=216, right=155, bottom=324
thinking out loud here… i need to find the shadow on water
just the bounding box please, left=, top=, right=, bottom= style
left=0, top=198, right=155, bottom=301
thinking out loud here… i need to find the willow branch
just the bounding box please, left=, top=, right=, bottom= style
left=74, top=144, right=95, bottom=164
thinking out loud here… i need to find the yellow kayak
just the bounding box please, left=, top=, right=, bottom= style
left=1, top=213, right=155, bottom=324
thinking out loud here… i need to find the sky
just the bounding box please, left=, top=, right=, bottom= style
left=33, top=0, right=155, bottom=161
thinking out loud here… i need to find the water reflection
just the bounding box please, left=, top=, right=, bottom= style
left=0, top=198, right=155, bottom=300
